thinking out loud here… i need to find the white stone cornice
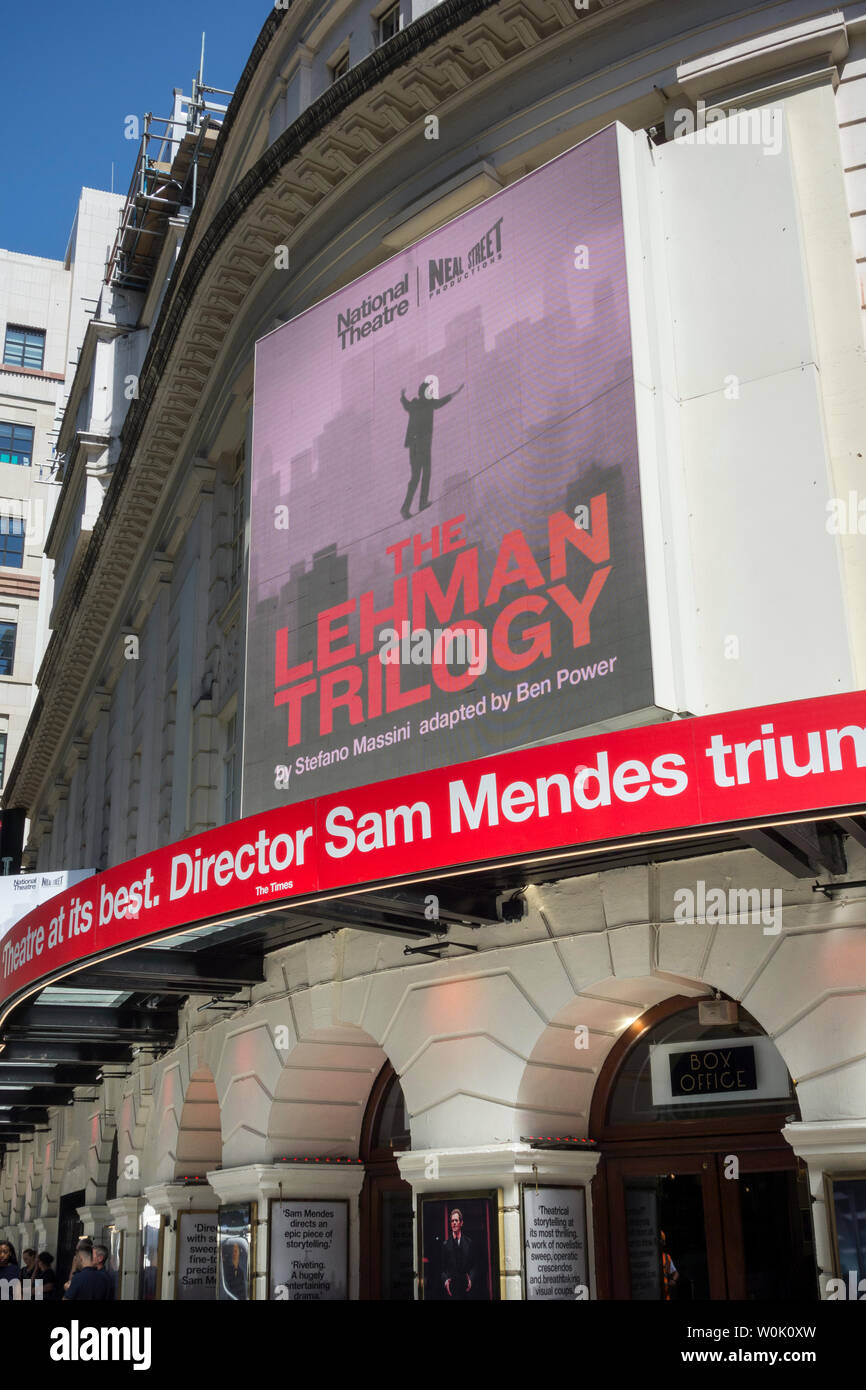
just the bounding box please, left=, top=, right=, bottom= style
left=207, top=1162, right=365, bottom=1205
left=677, top=13, right=849, bottom=102
left=144, top=1182, right=219, bottom=1216
left=784, top=1119, right=866, bottom=1170
left=106, top=1195, right=144, bottom=1231
left=398, top=1142, right=600, bottom=1189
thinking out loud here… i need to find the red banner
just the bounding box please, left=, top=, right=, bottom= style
left=2, top=689, right=865, bottom=1013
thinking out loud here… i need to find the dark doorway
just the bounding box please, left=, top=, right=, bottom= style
left=359, top=1063, right=414, bottom=1299
left=591, top=997, right=818, bottom=1301
left=57, top=1188, right=85, bottom=1287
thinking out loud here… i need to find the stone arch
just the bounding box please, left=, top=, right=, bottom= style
left=40, top=1134, right=78, bottom=1218
left=22, top=1143, right=44, bottom=1224
left=148, top=1037, right=222, bottom=1183
left=116, top=1065, right=155, bottom=1195
left=208, top=990, right=394, bottom=1167
left=266, top=1024, right=390, bottom=1162
left=153, top=1062, right=222, bottom=1182
left=516, top=975, right=705, bottom=1139
left=85, top=1105, right=117, bottom=1204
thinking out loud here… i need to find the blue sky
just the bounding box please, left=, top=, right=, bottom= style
left=0, top=1, right=271, bottom=260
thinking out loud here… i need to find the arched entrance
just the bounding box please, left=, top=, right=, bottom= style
left=591, top=996, right=818, bottom=1300
left=358, top=1063, right=413, bottom=1300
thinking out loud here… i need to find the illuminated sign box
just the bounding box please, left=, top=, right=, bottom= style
left=245, top=124, right=654, bottom=815
left=650, top=1036, right=791, bottom=1107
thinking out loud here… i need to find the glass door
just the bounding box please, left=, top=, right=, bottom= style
left=606, top=1150, right=818, bottom=1300
left=607, top=1155, right=727, bottom=1299
left=718, top=1152, right=818, bottom=1300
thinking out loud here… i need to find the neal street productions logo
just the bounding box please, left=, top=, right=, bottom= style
left=428, top=215, right=504, bottom=296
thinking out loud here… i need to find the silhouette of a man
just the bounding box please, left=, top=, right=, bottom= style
left=400, top=379, right=463, bottom=519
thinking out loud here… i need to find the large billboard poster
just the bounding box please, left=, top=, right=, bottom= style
left=244, top=125, right=653, bottom=813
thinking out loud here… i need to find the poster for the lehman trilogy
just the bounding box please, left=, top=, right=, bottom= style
left=245, top=125, right=653, bottom=814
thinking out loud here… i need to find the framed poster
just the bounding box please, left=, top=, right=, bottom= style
left=418, top=1192, right=501, bottom=1301
left=101, top=1224, right=124, bottom=1299
left=219, top=1203, right=257, bottom=1301
left=138, top=1203, right=164, bottom=1301
left=624, top=1186, right=661, bottom=1300
left=174, top=1210, right=218, bottom=1301
left=825, top=1174, right=866, bottom=1285
left=268, top=1199, right=349, bottom=1300
left=522, top=1185, right=588, bottom=1299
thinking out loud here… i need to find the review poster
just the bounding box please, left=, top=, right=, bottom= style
left=523, top=1185, right=587, bottom=1299
left=245, top=125, right=653, bottom=814
left=268, top=1199, right=348, bottom=1300
left=175, top=1211, right=218, bottom=1301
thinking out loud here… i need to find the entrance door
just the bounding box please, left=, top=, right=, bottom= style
left=359, top=1063, right=414, bottom=1299
left=56, top=1188, right=85, bottom=1288
left=606, top=1151, right=816, bottom=1300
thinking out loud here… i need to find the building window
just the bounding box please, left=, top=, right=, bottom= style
left=378, top=3, right=401, bottom=44
left=230, top=452, right=244, bottom=592
left=0, top=732, right=6, bottom=791
left=0, top=622, right=16, bottom=677
left=0, top=422, right=34, bottom=467
left=0, top=518, right=25, bottom=569
left=3, top=326, right=45, bottom=371
left=331, top=50, right=350, bottom=82
left=223, top=712, right=238, bottom=823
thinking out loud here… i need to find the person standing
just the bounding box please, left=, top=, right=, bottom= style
left=441, top=1208, right=476, bottom=1300
left=0, top=1240, right=20, bottom=1285
left=92, top=1243, right=115, bottom=1299
left=64, top=1243, right=113, bottom=1301
left=36, top=1251, right=60, bottom=1301
left=399, top=380, right=463, bottom=519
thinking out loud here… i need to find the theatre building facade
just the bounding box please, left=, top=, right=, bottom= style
left=2, top=0, right=866, bottom=1301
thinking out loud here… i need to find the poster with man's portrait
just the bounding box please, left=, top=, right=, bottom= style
left=219, top=1204, right=256, bottom=1301
left=418, top=1193, right=500, bottom=1301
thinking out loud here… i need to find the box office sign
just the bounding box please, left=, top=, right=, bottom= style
left=175, top=1211, right=218, bottom=1301
left=650, top=1035, right=791, bottom=1107
left=245, top=124, right=654, bottom=815
left=268, top=1200, right=348, bottom=1300
left=523, top=1186, right=587, bottom=1300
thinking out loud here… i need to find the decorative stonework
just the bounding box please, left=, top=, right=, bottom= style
left=5, top=0, right=617, bottom=818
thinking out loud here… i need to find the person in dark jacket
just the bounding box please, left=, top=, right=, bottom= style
left=36, top=1251, right=60, bottom=1301
left=399, top=380, right=463, bottom=518
left=92, top=1243, right=115, bottom=1300
left=64, top=1244, right=113, bottom=1301
left=0, top=1240, right=20, bottom=1285
left=441, top=1208, right=476, bottom=1300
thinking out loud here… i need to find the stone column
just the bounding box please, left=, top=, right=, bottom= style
left=77, top=1203, right=111, bottom=1240
left=784, top=1118, right=866, bottom=1300
left=397, top=1143, right=601, bottom=1300
left=209, top=1162, right=365, bottom=1301
left=145, top=1181, right=220, bottom=1301
left=106, top=1195, right=144, bottom=1302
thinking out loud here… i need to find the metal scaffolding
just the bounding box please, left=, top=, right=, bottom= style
left=106, top=40, right=233, bottom=292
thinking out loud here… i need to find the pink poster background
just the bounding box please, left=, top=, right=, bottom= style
left=245, top=126, right=653, bottom=812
